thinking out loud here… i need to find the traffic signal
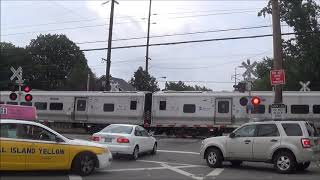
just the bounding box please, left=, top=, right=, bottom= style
left=25, top=94, right=33, bottom=102
left=239, top=97, right=248, bottom=106
left=251, top=96, right=261, bottom=106
left=9, top=92, right=17, bottom=101
left=23, top=85, right=32, bottom=102
left=23, top=85, right=31, bottom=93
left=233, top=82, right=246, bottom=93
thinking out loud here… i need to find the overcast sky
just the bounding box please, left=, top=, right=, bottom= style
left=1, top=0, right=297, bottom=91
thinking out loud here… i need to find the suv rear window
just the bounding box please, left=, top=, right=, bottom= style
left=282, top=123, right=302, bottom=136
left=306, top=123, right=319, bottom=137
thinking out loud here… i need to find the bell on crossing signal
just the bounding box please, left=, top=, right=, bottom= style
left=25, top=94, right=33, bottom=102
left=23, top=85, right=31, bottom=93
left=9, top=93, right=18, bottom=101
left=251, top=96, right=261, bottom=106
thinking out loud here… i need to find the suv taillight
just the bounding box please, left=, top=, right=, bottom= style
left=91, top=136, right=101, bottom=141
left=117, top=137, right=130, bottom=143
left=301, top=138, right=311, bottom=148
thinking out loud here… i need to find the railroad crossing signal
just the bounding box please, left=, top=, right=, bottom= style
left=10, top=67, right=22, bottom=81
left=299, top=81, right=310, bottom=92
left=241, top=59, right=258, bottom=79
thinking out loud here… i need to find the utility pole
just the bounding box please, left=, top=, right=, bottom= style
left=272, top=0, right=283, bottom=104
left=86, top=73, right=90, bottom=91
left=231, top=67, right=240, bottom=87
left=102, top=0, right=117, bottom=91
left=145, top=0, right=152, bottom=73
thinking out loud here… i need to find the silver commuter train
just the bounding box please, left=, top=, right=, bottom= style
left=1, top=91, right=320, bottom=135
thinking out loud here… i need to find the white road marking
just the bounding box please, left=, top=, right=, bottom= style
left=137, top=159, right=205, bottom=166
left=158, top=149, right=200, bottom=155
left=161, top=163, right=203, bottom=180
left=69, top=175, right=82, bottom=180
left=99, top=165, right=205, bottom=172
left=206, top=168, right=224, bottom=177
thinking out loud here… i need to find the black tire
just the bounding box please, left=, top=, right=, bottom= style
left=132, top=146, right=139, bottom=160
left=72, top=152, right=96, bottom=176
left=297, top=162, right=310, bottom=171
left=151, top=143, right=157, bottom=155
left=230, top=160, right=243, bottom=167
left=274, top=151, right=296, bottom=174
left=205, top=148, right=223, bottom=168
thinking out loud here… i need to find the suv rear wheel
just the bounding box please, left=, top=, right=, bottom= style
left=205, top=148, right=223, bottom=168
left=274, top=151, right=296, bottom=174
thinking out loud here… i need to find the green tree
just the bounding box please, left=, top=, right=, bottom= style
left=166, top=81, right=212, bottom=91
left=254, top=0, right=320, bottom=91
left=0, top=42, right=33, bottom=90
left=129, top=67, right=160, bottom=92
left=26, top=34, right=93, bottom=90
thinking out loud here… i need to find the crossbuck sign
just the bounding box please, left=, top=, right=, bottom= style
left=300, top=81, right=311, bottom=92
left=10, top=67, right=22, bottom=81
left=241, top=59, right=258, bottom=79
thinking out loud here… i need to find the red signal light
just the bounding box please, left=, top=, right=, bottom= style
left=9, top=93, right=17, bottom=101
left=25, top=94, right=33, bottom=102
left=23, top=86, right=31, bottom=93
left=251, top=96, right=261, bottom=106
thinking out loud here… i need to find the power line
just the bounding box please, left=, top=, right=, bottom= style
left=2, top=8, right=260, bottom=30
left=1, top=10, right=261, bottom=36
left=81, top=32, right=310, bottom=52
left=1, top=20, right=146, bottom=36
left=76, top=25, right=274, bottom=44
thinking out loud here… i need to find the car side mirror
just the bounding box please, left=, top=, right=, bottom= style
left=229, top=133, right=235, bottom=138
left=148, top=133, right=153, bottom=137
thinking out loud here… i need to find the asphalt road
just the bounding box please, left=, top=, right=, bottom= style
left=1, top=135, right=320, bottom=180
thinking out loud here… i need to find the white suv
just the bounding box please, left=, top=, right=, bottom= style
left=200, top=121, right=320, bottom=173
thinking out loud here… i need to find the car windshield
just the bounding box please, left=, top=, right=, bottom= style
left=102, top=125, right=133, bottom=134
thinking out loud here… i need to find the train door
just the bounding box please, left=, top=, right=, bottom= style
left=74, top=97, right=88, bottom=121
left=144, top=93, right=152, bottom=125
left=215, top=98, right=232, bottom=124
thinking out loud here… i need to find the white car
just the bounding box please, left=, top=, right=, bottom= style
left=91, top=124, right=157, bottom=160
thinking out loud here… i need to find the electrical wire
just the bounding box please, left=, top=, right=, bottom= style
left=76, top=25, right=274, bottom=44
left=81, top=32, right=309, bottom=52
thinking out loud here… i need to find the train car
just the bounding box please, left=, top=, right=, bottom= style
left=1, top=90, right=319, bottom=136
left=0, top=91, right=149, bottom=133
left=150, top=91, right=320, bottom=136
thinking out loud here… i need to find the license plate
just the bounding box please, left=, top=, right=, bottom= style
left=105, top=138, right=112, bottom=142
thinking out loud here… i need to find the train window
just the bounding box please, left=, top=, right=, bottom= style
left=159, top=101, right=166, bottom=110
left=6, top=102, right=18, bottom=105
left=130, top=101, right=137, bottom=110
left=103, top=103, right=114, bottom=112
left=35, top=102, right=47, bottom=110
left=291, top=105, right=309, bottom=114
left=183, top=104, right=196, bottom=113
left=20, top=102, right=32, bottom=106
left=218, top=101, right=229, bottom=113
left=249, top=105, right=265, bottom=114
left=313, top=105, right=320, bottom=114
left=77, top=100, right=86, bottom=111
left=49, top=103, right=63, bottom=111
left=0, top=102, right=4, bottom=104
